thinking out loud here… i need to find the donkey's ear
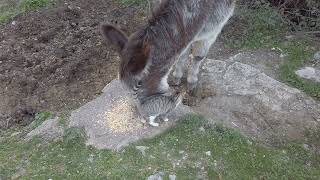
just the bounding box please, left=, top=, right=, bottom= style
left=100, top=24, right=128, bottom=51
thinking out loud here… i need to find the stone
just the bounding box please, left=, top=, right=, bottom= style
left=205, top=151, right=211, bottom=156
left=314, top=51, right=320, bottom=61
left=224, top=50, right=284, bottom=79
left=197, top=55, right=320, bottom=143
left=69, top=79, right=193, bottom=150
left=11, top=132, right=21, bottom=137
left=295, top=67, right=320, bottom=83
left=147, top=172, right=165, bottom=180
left=25, top=117, right=64, bottom=142
left=136, top=146, right=149, bottom=156
left=169, top=174, right=176, bottom=180
left=11, top=168, right=26, bottom=180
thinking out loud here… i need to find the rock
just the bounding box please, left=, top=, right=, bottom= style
left=225, top=50, right=284, bottom=79
left=199, top=126, right=205, bottom=132
left=11, top=168, right=26, bottom=180
left=169, top=174, right=176, bottom=180
left=136, top=146, right=149, bottom=156
left=25, top=117, right=64, bottom=142
left=10, top=132, right=21, bottom=137
left=69, top=79, right=193, bottom=150
left=295, top=67, right=320, bottom=83
left=205, top=151, right=211, bottom=156
left=314, top=51, right=320, bottom=61
left=147, top=172, right=165, bottom=180
left=197, top=56, right=320, bottom=143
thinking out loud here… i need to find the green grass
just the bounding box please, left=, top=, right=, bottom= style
left=118, top=0, right=146, bottom=6
left=113, top=0, right=146, bottom=7
left=20, top=0, right=50, bottom=11
left=227, top=4, right=320, bottom=99
left=30, top=112, right=54, bottom=129
left=1, top=115, right=319, bottom=179
left=278, top=42, right=320, bottom=99
left=0, top=0, right=52, bottom=24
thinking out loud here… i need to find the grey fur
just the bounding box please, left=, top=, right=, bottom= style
left=100, top=0, right=236, bottom=126
left=137, top=91, right=183, bottom=126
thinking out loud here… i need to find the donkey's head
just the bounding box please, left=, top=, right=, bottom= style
left=100, top=24, right=151, bottom=89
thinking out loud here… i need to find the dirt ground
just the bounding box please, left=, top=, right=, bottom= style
left=0, top=0, right=146, bottom=128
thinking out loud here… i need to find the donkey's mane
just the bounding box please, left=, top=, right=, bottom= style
left=144, top=0, right=186, bottom=46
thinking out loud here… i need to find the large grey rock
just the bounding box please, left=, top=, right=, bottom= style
left=25, top=117, right=64, bottom=142
left=69, top=79, right=192, bottom=150
left=295, top=67, right=320, bottom=83
left=196, top=55, right=320, bottom=142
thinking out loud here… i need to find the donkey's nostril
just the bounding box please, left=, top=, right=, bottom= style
left=137, top=81, right=142, bottom=87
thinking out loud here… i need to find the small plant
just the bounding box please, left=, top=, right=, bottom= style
left=30, top=112, right=53, bottom=129
left=63, top=127, right=87, bottom=147
left=19, top=0, right=50, bottom=11
left=117, top=0, right=146, bottom=7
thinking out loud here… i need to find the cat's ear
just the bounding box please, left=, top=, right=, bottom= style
left=100, top=24, right=128, bottom=52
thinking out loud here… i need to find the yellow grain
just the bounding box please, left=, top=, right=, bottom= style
left=104, top=97, right=143, bottom=133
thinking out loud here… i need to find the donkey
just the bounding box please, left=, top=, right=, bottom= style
left=101, top=0, right=236, bottom=126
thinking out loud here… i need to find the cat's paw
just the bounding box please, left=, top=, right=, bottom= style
left=163, top=118, right=169, bottom=122
left=149, top=122, right=159, bottom=127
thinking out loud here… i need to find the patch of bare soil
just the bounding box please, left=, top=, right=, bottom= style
left=0, top=0, right=145, bottom=128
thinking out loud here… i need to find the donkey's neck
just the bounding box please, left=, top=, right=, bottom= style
left=143, top=0, right=210, bottom=57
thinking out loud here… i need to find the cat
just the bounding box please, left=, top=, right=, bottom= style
left=136, top=90, right=183, bottom=127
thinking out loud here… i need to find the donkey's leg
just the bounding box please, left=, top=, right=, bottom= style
left=187, top=3, right=235, bottom=95
left=187, top=39, right=215, bottom=94
left=172, top=46, right=191, bottom=86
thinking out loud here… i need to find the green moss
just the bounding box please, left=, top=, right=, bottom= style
left=1, top=115, right=319, bottom=179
